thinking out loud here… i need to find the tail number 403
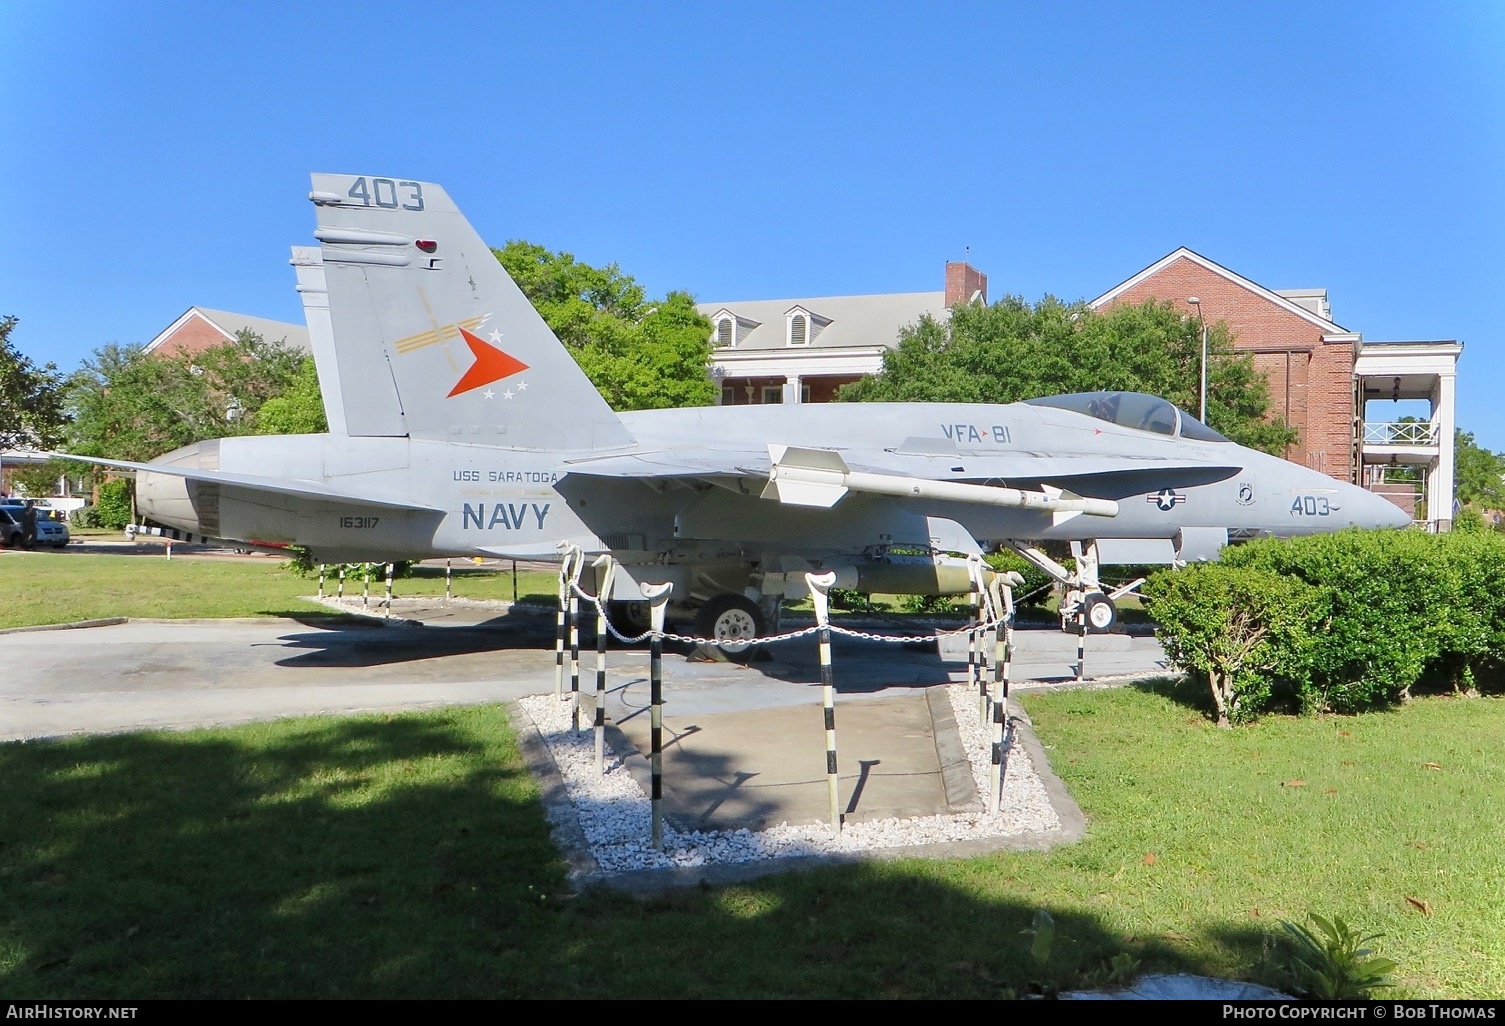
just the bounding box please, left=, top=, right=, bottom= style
left=347, top=177, right=424, bottom=211
left=1290, top=495, right=1331, bottom=516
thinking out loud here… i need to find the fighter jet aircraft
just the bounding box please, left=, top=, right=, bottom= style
left=64, top=173, right=1410, bottom=642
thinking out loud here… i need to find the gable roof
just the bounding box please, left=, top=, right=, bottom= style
left=697, top=291, right=946, bottom=352
left=1089, top=247, right=1349, bottom=333
left=144, top=307, right=311, bottom=355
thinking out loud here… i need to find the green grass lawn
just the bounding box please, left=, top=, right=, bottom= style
left=0, top=553, right=560, bottom=630
left=1, top=552, right=330, bottom=628
left=2, top=686, right=1502, bottom=998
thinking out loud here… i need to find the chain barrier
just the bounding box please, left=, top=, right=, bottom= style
left=565, top=578, right=1010, bottom=649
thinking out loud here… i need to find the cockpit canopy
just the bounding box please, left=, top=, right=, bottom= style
left=1025, top=391, right=1229, bottom=442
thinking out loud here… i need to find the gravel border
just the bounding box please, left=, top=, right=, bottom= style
left=513, top=683, right=1087, bottom=893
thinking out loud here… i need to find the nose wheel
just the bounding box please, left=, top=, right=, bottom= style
left=1082, top=593, right=1117, bottom=634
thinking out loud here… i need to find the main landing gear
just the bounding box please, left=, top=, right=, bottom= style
left=693, top=593, right=765, bottom=654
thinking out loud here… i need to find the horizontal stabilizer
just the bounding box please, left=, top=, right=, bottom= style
left=46, top=452, right=444, bottom=513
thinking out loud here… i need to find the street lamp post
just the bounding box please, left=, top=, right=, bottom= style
left=1187, top=297, right=1208, bottom=423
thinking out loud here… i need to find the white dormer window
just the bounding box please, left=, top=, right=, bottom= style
left=788, top=312, right=808, bottom=346
left=784, top=305, right=829, bottom=346
left=709, top=309, right=757, bottom=348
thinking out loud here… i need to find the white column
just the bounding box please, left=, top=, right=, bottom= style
left=1431, top=372, right=1457, bottom=532
left=782, top=374, right=802, bottom=405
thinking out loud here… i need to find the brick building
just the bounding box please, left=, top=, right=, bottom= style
left=1090, top=248, right=1357, bottom=477
left=1090, top=248, right=1460, bottom=528
left=144, top=307, right=309, bottom=359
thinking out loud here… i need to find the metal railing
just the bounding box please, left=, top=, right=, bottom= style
left=1362, top=421, right=1439, bottom=445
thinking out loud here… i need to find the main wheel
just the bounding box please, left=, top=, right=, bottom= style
left=607, top=600, right=653, bottom=637
left=1083, top=593, right=1117, bottom=634
left=693, top=594, right=765, bottom=654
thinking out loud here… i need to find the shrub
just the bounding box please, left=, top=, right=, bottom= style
left=1143, top=563, right=1322, bottom=726
left=828, top=586, right=873, bottom=611
left=1222, top=530, right=1505, bottom=711
left=282, top=547, right=414, bottom=581
left=984, top=549, right=1055, bottom=608
left=901, top=593, right=958, bottom=615
left=93, top=479, right=134, bottom=530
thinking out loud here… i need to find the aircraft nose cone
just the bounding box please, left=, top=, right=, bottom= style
left=1349, top=483, right=1412, bottom=529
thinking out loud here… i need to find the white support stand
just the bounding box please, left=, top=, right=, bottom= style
left=591, top=554, right=618, bottom=776
left=806, top=570, right=842, bottom=834
left=641, top=581, right=674, bottom=851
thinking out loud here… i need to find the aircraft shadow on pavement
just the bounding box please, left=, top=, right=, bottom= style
left=737, top=635, right=960, bottom=693
left=271, top=607, right=558, bottom=668
left=266, top=608, right=964, bottom=689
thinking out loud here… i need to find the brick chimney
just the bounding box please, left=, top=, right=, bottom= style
left=945, top=261, right=987, bottom=307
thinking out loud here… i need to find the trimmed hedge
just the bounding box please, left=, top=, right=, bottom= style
left=1147, top=529, right=1505, bottom=722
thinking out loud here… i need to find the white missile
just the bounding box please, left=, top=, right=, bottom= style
left=761, top=445, right=1119, bottom=518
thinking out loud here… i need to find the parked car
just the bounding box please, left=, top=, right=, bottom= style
left=34, top=513, right=70, bottom=547
left=0, top=505, right=70, bottom=548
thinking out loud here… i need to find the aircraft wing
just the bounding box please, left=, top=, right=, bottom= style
left=46, top=453, right=445, bottom=513
left=563, top=446, right=1240, bottom=484
left=564, top=445, right=1243, bottom=518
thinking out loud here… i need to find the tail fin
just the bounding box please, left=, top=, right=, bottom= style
left=308, top=173, right=635, bottom=451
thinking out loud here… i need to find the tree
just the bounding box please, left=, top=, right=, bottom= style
left=841, top=297, right=1298, bottom=455
left=66, top=333, right=317, bottom=463
left=0, top=315, right=67, bottom=451
left=494, top=242, right=716, bottom=410
left=1454, top=429, right=1505, bottom=509
left=7, top=459, right=73, bottom=499
left=256, top=358, right=328, bottom=435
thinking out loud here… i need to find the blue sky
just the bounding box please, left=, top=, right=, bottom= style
left=4, top=2, right=1502, bottom=446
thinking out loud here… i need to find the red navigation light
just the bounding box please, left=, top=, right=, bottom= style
left=416, top=239, right=438, bottom=253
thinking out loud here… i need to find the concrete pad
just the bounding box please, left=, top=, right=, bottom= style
left=602, top=691, right=953, bottom=831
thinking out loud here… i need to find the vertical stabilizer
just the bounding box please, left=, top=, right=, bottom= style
left=289, top=246, right=347, bottom=435
left=309, top=173, right=636, bottom=451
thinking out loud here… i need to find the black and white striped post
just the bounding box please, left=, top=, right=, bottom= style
left=384, top=561, right=394, bottom=618
left=968, top=554, right=991, bottom=725
left=988, top=571, right=1023, bottom=815
left=590, top=553, right=618, bottom=775
left=337, top=565, right=345, bottom=601
left=553, top=545, right=575, bottom=700
left=318, top=564, right=326, bottom=600
left=641, top=581, right=674, bottom=851
left=445, top=559, right=452, bottom=603
left=567, top=548, right=585, bottom=732
left=362, top=566, right=370, bottom=610
left=806, top=570, right=842, bottom=833
left=1074, top=589, right=1087, bottom=682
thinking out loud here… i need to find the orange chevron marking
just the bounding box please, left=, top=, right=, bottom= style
left=448, top=327, right=529, bottom=397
